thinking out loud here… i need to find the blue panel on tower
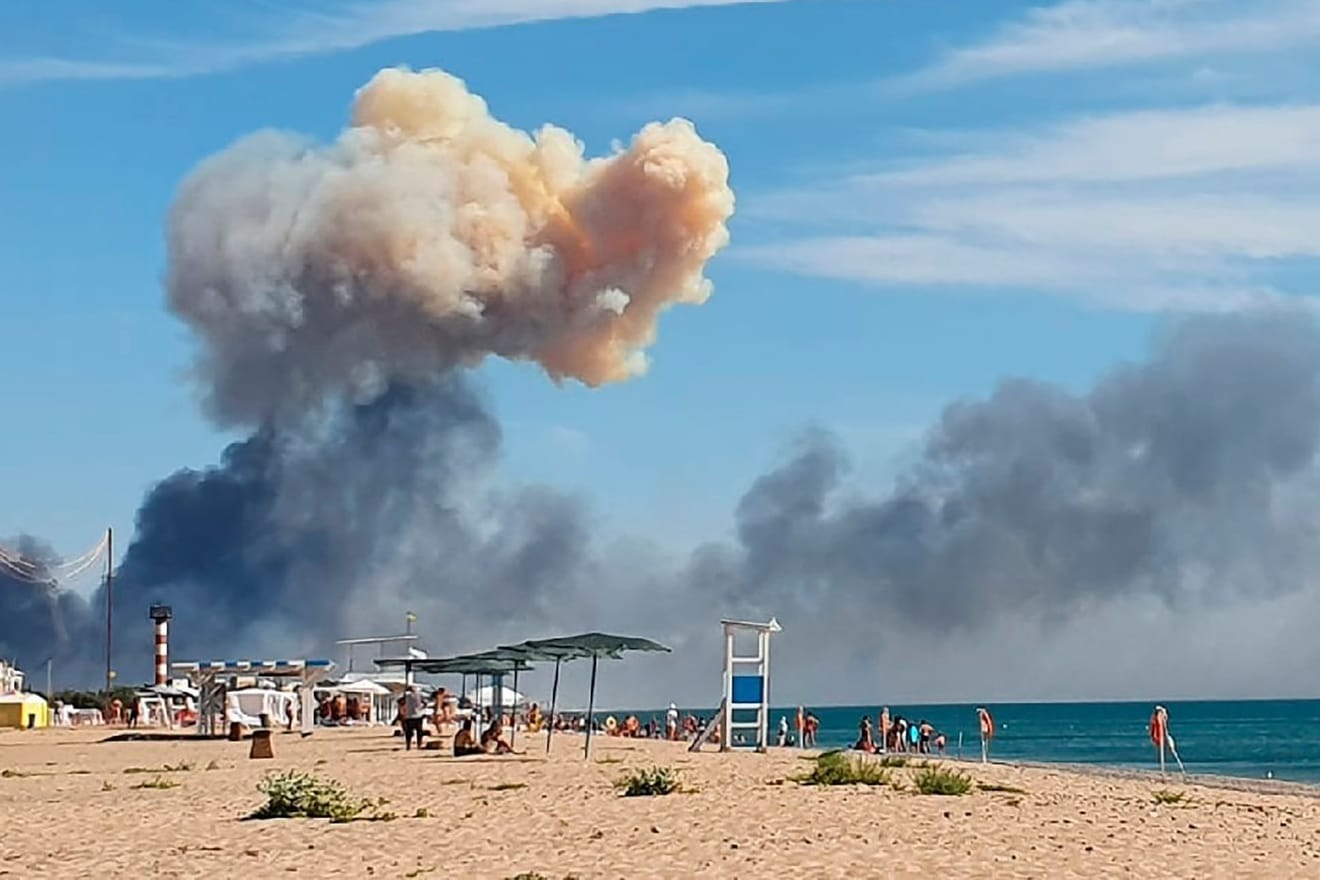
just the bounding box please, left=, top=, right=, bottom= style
left=731, top=675, right=763, bottom=704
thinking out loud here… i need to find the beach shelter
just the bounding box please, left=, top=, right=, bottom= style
left=335, top=679, right=394, bottom=724
left=374, top=651, right=534, bottom=741
left=497, top=642, right=595, bottom=755
left=511, top=633, right=671, bottom=757
left=0, top=693, right=48, bottom=729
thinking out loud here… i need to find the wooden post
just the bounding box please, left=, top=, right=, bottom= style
left=249, top=728, right=274, bottom=759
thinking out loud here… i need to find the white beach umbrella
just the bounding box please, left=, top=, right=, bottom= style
left=473, top=684, right=526, bottom=709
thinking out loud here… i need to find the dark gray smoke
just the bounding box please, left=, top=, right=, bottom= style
left=0, top=536, right=98, bottom=683
left=7, top=309, right=1320, bottom=698
left=94, top=377, right=595, bottom=671
left=698, top=308, right=1320, bottom=635
left=1, top=379, right=599, bottom=684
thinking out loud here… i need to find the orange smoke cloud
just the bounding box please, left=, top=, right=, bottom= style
left=166, top=66, right=734, bottom=426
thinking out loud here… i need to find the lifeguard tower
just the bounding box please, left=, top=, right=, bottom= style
left=716, top=617, right=780, bottom=752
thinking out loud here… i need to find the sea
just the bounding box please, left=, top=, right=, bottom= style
left=623, top=700, right=1320, bottom=785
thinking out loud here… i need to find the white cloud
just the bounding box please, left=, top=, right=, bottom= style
left=1, top=0, right=790, bottom=87
left=864, top=104, right=1320, bottom=188
left=0, top=58, right=175, bottom=84
left=738, top=102, right=1320, bottom=312
left=901, top=0, right=1320, bottom=90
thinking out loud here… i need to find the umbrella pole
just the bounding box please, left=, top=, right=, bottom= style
left=546, top=659, right=561, bottom=755
left=584, top=654, right=598, bottom=759
left=511, top=668, right=519, bottom=750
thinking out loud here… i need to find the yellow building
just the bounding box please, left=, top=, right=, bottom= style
left=0, top=693, right=48, bottom=729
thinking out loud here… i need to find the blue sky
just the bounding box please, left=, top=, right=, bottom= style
left=5, top=0, right=1318, bottom=583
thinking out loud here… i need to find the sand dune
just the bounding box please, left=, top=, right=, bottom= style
left=0, top=726, right=1317, bottom=878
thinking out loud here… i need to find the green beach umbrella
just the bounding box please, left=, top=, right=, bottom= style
left=512, top=633, right=670, bottom=758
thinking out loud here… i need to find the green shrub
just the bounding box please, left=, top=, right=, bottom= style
left=877, top=755, right=908, bottom=768
left=913, top=765, right=973, bottom=796
left=795, top=751, right=892, bottom=786
left=249, top=770, right=369, bottom=822
left=617, top=766, right=680, bottom=797
left=1152, top=789, right=1185, bottom=805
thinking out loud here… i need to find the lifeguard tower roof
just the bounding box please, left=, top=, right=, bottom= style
left=334, top=634, right=419, bottom=646
left=720, top=617, right=781, bottom=632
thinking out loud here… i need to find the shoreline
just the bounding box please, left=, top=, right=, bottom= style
left=550, top=727, right=1320, bottom=795
left=770, top=741, right=1320, bottom=798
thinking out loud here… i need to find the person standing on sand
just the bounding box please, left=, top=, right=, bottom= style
left=402, top=685, right=426, bottom=750
left=666, top=703, right=679, bottom=741
left=977, top=707, right=995, bottom=763
left=778, top=715, right=788, bottom=747
left=879, top=707, right=891, bottom=754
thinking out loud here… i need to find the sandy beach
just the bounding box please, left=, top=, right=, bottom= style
left=0, top=726, right=1317, bottom=878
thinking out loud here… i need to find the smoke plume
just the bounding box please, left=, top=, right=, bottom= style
left=4, top=66, right=732, bottom=684
left=167, top=66, right=734, bottom=427
left=106, top=377, right=598, bottom=661
left=7, top=67, right=1320, bottom=702
left=699, top=309, right=1320, bottom=638
left=0, top=536, right=97, bottom=681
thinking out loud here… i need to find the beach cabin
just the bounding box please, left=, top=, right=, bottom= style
left=0, top=693, right=48, bottom=729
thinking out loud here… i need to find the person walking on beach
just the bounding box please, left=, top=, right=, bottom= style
left=919, top=720, right=934, bottom=754
left=977, top=707, right=995, bottom=763
left=778, top=715, right=788, bottom=747
left=666, top=703, right=679, bottom=741
left=402, top=685, right=426, bottom=751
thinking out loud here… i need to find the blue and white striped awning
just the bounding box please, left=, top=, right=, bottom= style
left=172, top=659, right=334, bottom=675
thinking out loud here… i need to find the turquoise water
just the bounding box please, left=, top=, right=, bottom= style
left=627, top=700, right=1320, bottom=785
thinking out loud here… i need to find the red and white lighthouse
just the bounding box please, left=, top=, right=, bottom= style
left=148, top=604, right=173, bottom=686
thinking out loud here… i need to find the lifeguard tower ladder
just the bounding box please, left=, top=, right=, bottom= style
left=719, top=617, right=780, bottom=752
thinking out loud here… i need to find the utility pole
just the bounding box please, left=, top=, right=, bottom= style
left=103, top=527, right=113, bottom=695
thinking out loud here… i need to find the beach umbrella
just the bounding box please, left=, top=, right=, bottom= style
left=374, top=652, right=533, bottom=737
left=498, top=642, right=597, bottom=755
left=472, top=684, right=527, bottom=709
left=513, top=633, right=670, bottom=758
